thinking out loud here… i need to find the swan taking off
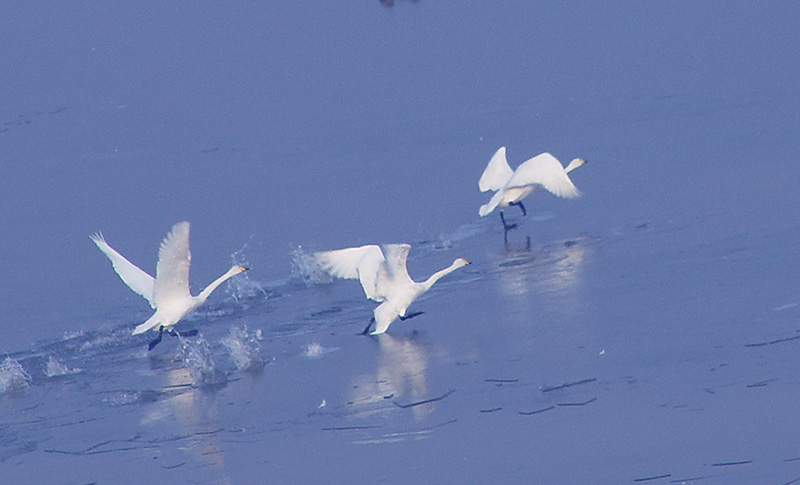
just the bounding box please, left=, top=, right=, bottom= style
left=315, top=244, right=470, bottom=335
left=90, top=221, right=247, bottom=349
left=479, top=147, right=586, bottom=230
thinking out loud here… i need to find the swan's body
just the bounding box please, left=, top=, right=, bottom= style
left=90, top=222, right=247, bottom=341
left=479, top=147, right=586, bottom=229
left=315, top=244, right=469, bottom=335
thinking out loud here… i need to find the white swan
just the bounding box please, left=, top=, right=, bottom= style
left=90, top=221, right=247, bottom=349
left=479, top=147, right=586, bottom=230
left=315, top=244, right=470, bottom=335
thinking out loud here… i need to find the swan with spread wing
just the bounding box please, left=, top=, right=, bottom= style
left=315, top=244, right=469, bottom=335
left=90, top=221, right=247, bottom=349
left=479, top=147, right=587, bottom=230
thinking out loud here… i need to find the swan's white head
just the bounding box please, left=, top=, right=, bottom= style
left=228, top=265, right=248, bottom=276
left=565, top=158, right=587, bottom=173
left=452, top=258, right=471, bottom=268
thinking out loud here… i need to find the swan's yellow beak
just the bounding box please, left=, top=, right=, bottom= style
left=238, top=266, right=249, bottom=272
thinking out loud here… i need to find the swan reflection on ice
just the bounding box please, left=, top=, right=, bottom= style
left=495, top=239, right=590, bottom=323
left=140, top=366, right=231, bottom=482
left=349, top=333, right=433, bottom=420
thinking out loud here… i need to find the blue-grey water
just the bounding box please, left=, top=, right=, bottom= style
left=2, top=2, right=800, bottom=483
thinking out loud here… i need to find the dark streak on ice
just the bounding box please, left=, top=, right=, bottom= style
left=45, top=445, right=159, bottom=456
left=422, top=419, right=458, bottom=430
left=322, top=425, right=383, bottom=431
left=557, top=397, right=597, bottom=407
left=669, top=476, right=713, bottom=483
left=710, top=460, right=752, bottom=467
left=392, top=389, right=456, bottom=409
left=634, top=473, right=671, bottom=482
left=745, top=335, right=800, bottom=347
left=746, top=378, right=777, bottom=388
left=519, top=406, right=556, bottom=416
left=540, top=378, right=597, bottom=393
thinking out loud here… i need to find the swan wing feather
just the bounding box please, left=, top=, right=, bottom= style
left=478, top=146, right=514, bottom=192
left=153, top=221, right=192, bottom=306
left=506, top=152, right=580, bottom=199
left=379, top=244, right=411, bottom=281
left=315, top=245, right=385, bottom=300
left=90, top=232, right=156, bottom=308
left=479, top=189, right=507, bottom=217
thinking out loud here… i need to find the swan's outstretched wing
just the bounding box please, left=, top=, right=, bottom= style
left=153, top=221, right=192, bottom=306
left=506, top=152, right=580, bottom=199
left=479, top=189, right=507, bottom=217
left=379, top=244, right=412, bottom=282
left=315, top=245, right=385, bottom=300
left=90, top=232, right=156, bottom=308
left=374, top=244, right=413, bottom=302
left=478, top=146, right=514, bottom=192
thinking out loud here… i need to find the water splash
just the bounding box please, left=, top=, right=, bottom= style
left=103, top=391, right=141, bottom=407
left=43, top=356, right=81, bottom=377
left=0, top=357, right=32, bottom=393
left=179, top=338, right=226, bottom=388
left=303, top=342, right=332, bottom=358
left=433, top=220, right=486, bottom=250
left=220, top=326, right=264, bottom=371
left=291, top=246, right=332, bottom=284
left=227, top=246, right=269, bottom=302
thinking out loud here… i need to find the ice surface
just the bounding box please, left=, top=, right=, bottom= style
left=2, top=2, right=800, bottom=484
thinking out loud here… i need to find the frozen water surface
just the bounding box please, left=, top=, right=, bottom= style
left=2, top=2, right=800, bottom=483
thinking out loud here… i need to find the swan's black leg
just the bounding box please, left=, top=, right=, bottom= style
left=399, top=311, right=425, bottom=321
left=148, top=326, right=165, bottom=351
left=512, top=201, right=527, bottom=216
left=360, top=317, right=375, bottom=336
left=500, top=211, right=517, bottom=231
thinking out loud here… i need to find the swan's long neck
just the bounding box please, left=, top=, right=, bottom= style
left=565, top=158, right=586, bottom=174
left=195, top=267, right=241, bottom=304
left=419, top=261, right=464, bottom=292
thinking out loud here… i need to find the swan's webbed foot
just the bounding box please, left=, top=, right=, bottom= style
left=148, top=326, right=165, bottom=351
left=500, top=211, right=518, bottom=232
left=169, top=329, right=198, bottom=338
left=399, top=311, right=425, bottom=321
left=359, top=317, right=375, bottom=336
